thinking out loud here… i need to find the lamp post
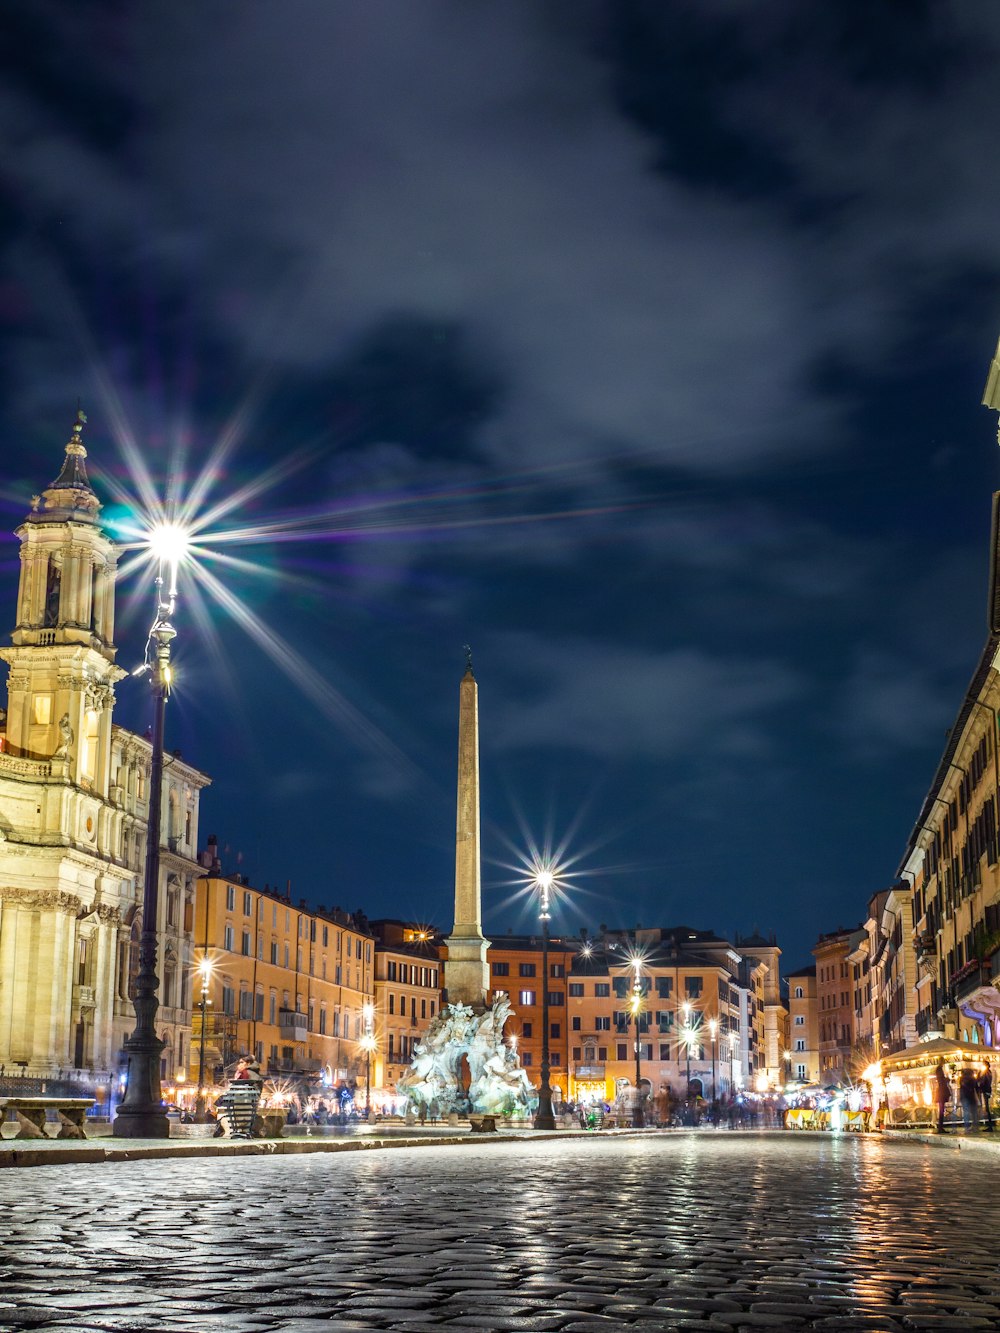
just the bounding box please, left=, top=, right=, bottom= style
left=194, top=957, right=214, bottom=1122
left=709, top=1018, right=718, bottom=1109
left=533, top=870, right=556, bottom=1130
left=783, top=1048, right=792, bottom=1086
left=630, top=959, right=645, bottom=1128
left=115, top=523, right=188, bottom=1139
left=362, top=1002, right=375, bottom=1120
left=681, top=1000, right=692, bottom=1098
left=729, top=1031, right=739, bottom=1091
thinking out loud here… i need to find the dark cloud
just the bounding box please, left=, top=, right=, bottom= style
left=3, top=2, right=1000, bottom=960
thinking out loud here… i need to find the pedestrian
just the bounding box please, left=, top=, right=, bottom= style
left=933, top=1062, right=951, bottom=1133
left=978, top=1064, right=994, bottom=1131
left=959, top=1066, right=980, bottom=1132
left=233, top=1056, right=250, bottom=1080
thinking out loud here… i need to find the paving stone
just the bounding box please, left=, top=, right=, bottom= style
left=4, top=1134, right=1000, bottom=1330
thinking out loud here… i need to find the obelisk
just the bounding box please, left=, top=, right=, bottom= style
left=443, top=651, right=491, bottom=1009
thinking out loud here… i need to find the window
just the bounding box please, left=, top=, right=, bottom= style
left=522, top=1023, right=533, bottom=1038
left=659, top=1043, right=670, bottom=1061
left=595, top=1016, right=610, bottom=1031
left=794, top=986, right=803, bottom=999
left=598, top=1046, right=607, bottom=1061
left=684, top=976, right=703, bottom=998
left=224, top=925, right=234, bottom=951
left=595, top=983, right=610, bottom=998
left=492, top=961, right=510, bottom=976
left=243, top=891, right=253, bottom=916
left=400, top=996, right=407, bottom=1016
left=795, top=1039, right=805, bottom=1052
left=255, top=992, right=265, bottom=1021
left=550, top=1023, right=561, bottom=1039
left=573, top=1047, right=582, bottom=1061
left=550, top=964, right=565, bottom=978
left=568, top=983, right=584, bottom=997
left=319, top=1009, right=327, bottom=1035
left=269, top=993, right=276, bottom=1025
left=547, top=991, right=564, bottom=1007
left=322, top=925, right=329, bottom=947
left=226, top=885, right=235, bottom=911
left=241, top=931, right=251, bottom=957
left=270, top=941, right=278, bottom=965
left=796, top=1063, right=806, bottom=1080
left=522, top=1053, right=533, bottom=1066
left=551, top=1053, right=561, bottom=1065
left=519, top=963, right=536, bottom=977
left=656, top=977, right=673, bottom=998
left=572, top=1016, right=581, bottom=1031
left=388, top=961, right=397, bottom=981
left=794, top=1015, right=804, bottom=1025
left=222, top=986, right=235, bottom=1015
left=389, top=995, right=395, bottom=1015
left=519, top=990, right=536, bottom=1006
left=617, top=1043, right=627, bottom=1060
left=239, top=990, right=253, bottom=1020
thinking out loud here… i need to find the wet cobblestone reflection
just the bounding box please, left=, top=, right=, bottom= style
left=1, top=1133, right=999, bottom=1331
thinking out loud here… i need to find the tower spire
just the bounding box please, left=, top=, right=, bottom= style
left=443, top=650, right=490, bottom=1008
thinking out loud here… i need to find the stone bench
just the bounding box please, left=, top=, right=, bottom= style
left=0, top=1096, right=96, bottom=1140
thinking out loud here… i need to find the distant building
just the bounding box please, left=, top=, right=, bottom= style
left=192, top=868, right=373, bottom=1093
left=786, top=965, right=818, bottom=1084
left=479, top=924, right=780, bottom=1105
left=368, top=918, right=442, bottom=1097
left=813, top=926, right=862, bottom=1084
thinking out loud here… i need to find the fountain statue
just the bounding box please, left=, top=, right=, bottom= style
left=399, top=991, right=534, bottom=1117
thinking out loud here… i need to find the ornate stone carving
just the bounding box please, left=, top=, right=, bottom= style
left=398, top=993, right=534, bottom=1117
left=0, top=885, right=82, bottom=913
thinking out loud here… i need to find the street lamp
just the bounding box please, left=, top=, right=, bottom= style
left=629, top=956, right=645, bottom=1128
left=114, top=521, right=189, bottom=1139
left=783, top=1048, right=792, bottom=1086
left=361, top=1002, right=375, bottom=1120
left=681, top=1000, right=692, bottom=1097
left=533, top=869, right=557, bottom=1130
left=729, top=1031, right=740, bottom=1091
left=194, top=956, right=214, bottom=1122
left=708, top=1018, right=718, bottom=1109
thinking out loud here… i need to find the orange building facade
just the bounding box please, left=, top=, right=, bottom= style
left=191, top=873, right=374, bottom=1098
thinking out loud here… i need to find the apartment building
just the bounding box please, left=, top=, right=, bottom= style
left=192, top=870, right=374, bottom=1088
left=786, top=965, right=819, bottom=1084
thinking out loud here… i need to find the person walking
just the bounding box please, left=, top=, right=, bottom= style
left=959, top=1066, right=980, bottom=1132
left=933, top=1061, right=951, bottom=1133
left=977, top=1064, right=994, bottom=1131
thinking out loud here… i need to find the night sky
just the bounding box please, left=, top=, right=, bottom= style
left=4, top=3, right=1000, bottom=969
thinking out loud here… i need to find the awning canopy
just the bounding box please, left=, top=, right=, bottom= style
left=881, top=1037, right=992, bottom=1072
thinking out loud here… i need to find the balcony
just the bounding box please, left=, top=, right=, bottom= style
left=278, top=1008, right=308, bottom=1041
left=951, top=959, right=991, bottom=1006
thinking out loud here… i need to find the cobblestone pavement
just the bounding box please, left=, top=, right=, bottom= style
left=2, top=1131, right=999, bottom=1332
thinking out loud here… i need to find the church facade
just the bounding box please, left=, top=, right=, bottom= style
left=0, top=413, right=209, bottom=1095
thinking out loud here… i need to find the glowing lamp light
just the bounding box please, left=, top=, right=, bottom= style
left=147, top=520, right=191, bottom=568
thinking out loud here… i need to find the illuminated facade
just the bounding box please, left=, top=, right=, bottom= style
left=786, top=965, right=819, bottom=1083
left=0, top=417, right=208, bottom=1092
left=369, top=919, right=441, bottom=1097
left=892, top=344, right=1000, bottom=1051
left=483, top=926, right=777, bottom=1104
left=192, top=870, right=373, bottom=1088
left=814, top=926, right=862, bottom=1083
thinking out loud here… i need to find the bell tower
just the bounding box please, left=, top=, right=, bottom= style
left=1, top=409, right=124, bottom=792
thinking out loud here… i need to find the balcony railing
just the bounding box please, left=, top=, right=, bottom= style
left=278, top=1008, right=308, bottom=1041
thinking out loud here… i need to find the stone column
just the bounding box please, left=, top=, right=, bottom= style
left=444, top=667, right=490, bottom=1009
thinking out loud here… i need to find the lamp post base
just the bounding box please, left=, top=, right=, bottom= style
left=113, top=1037, right=170, bottom=1139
